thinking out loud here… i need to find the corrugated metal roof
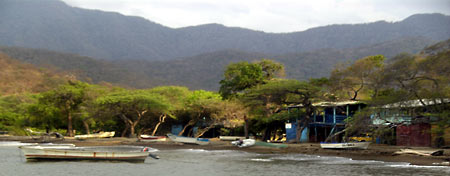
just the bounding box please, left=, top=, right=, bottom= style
left=381, top=98, right=450, bottom=108
left=313, top=100, right=362, bottom=107
left=289, top=100, right=363, bottom=108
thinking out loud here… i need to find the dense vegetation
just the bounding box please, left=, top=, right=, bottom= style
left=1, top=40, right=448, bottom=145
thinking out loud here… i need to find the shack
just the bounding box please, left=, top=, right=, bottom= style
left=286, top=101, right=365, bottom=142
left=372, top=99, right=449, bottom=147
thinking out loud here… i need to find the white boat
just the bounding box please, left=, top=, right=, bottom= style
left=219, top=136, right=246, bottom=141
left=231, top=139, right=255, bottom=147
left=320, top=142, right=370, bottom=149
left=166, top=134, right=210, bottom=145
left=140, top=135, right=167, bottom=142
left=19, top=145, right=155, bottom=162
left=74, top=131, right=115, bottom=140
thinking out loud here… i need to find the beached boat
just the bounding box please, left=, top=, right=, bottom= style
left=255, top=141, right=287, bottom=148
left=19, top=145, right=156, bottom=162
left=231, top=139, right=256, bottom=147
left=74, top=131, right=115, bottom=140
left=231, top=139, right=288, bottom=148
left=320, top=142, right=370, bottom=149
left=140, top=135, right=167, bottom=142
left=166, top=134, right=210, bottom=145
left=219, top=136, right=246, bottom=141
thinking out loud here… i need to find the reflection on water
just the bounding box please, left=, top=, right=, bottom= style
left=1, top=142, right=449, bottom=176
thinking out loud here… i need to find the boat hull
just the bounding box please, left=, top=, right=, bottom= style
left=19, top=145, right=149, bottom=162
left=74, top=131, right=115, bottom=140
left=167, top=134, right=210, bottom=145
left=231, top=139, right=255, bottom=147
left=219, top=136, right=246, bottom=141
left=140, top=135, right=167, bottom=142
left=320, top=142, right=370, bottom=149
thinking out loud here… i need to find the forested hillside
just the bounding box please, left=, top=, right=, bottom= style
left=0, top=47, right=152, bottom=88
left=1, top=0, right=449, bottom=61
left=0, top=37, right=438, bottom=90
left=0, top=53, right=65, bottom=95
left=116, top=37, right=436, bottom=90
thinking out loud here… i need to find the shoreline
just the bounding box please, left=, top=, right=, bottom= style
left=2, top=135, right=449, bottom=166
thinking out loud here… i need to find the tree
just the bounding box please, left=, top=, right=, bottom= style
left=242, top=79, right=322, bottom=142
left=96, top=89, right=171, bottom=137
left=219, top=59, right=284, bottom=99
left=0, top=94, right=36, bottom=133
left=219, top=59, right=284, bottom=138
left=146, top=86, right=190, bottom=136
left=382, top=51, right=450, bottom=146
left=194, top=100, right=248, bottom=138
left=341, top=48, right=450, bottom=145
left=257, top=59, right=285, bottom=80
left=37, top=81, right=89, bottom=137
left=77, top=84, right=114, bottom=134
left=330, top=55, right=385, bottom=100
left=178, top=90, right=222, bottom=136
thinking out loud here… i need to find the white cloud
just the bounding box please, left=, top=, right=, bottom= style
left=62, top=0, right=450, bottom=33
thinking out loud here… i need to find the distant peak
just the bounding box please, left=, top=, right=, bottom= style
left=181, top=23, right=226, bottom=29
left=402, top=13, right=449, bottom=22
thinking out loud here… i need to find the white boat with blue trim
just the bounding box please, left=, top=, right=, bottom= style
left=166, top=133, right=210, bottom=145
left=320, top=142, right=370, bottom=149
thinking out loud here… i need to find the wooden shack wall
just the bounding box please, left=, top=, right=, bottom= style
left=396, top=124, right=431, bottom=147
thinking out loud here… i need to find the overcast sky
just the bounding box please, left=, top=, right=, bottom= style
left=61, top=0, right=450, bottom=33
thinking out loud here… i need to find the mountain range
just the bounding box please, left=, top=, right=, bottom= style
left=0, top=0, right=449, bottom=90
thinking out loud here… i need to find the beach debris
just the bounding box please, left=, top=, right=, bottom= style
left=393, top=149, right=444, bottom=156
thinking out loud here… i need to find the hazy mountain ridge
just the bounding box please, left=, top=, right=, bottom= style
left=0, top=46, right=153, bottom=88
left=2, top=37, right=436, bottom=90
left=1, top=0, right=449, bottom=61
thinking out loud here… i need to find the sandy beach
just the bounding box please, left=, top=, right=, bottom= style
left=2, top=135, right=449, bottom=166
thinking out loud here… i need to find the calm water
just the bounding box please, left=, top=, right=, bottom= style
left=1, top=142, right=449, bottom=176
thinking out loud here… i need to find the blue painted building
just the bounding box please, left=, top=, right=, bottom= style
left=286, top=101, right=364, bottom=142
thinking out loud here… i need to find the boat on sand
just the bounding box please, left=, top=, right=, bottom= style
left=320, top=142, right=370, bottom=149
left=231, top=139, right=255, bottom=147
left=166, top=134, right=210, bottom=145
left=19, top=144, right=157, bottom=162
left=232, top=139, right=287, bottom=148
left=219, top=136, right=246, bottom=141
left=140, top=135, right=167, bottom=142
left=74, top=131, right=115, bottom=140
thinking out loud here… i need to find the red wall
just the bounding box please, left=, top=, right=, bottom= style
left=396, top=124, right=431, bottom=147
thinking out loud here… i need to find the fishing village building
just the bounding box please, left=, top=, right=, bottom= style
left=285, top=101, right=365, bottom=143
left=284, top=98, right=449, bottom=147
left=372, top=99, right=450, bottom=147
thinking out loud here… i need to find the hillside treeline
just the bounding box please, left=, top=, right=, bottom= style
left=0, top=40, right=448, bottom=144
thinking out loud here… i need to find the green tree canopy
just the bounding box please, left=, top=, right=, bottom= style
left=219, top=59, right=284, bottom=99
left=242, top=79, right=322, bottom=141
left=34, top=81, right=89, bottom=137
left=96, top=89, right=171, bottom=137
left=330, top=55, right=385, bottom=100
